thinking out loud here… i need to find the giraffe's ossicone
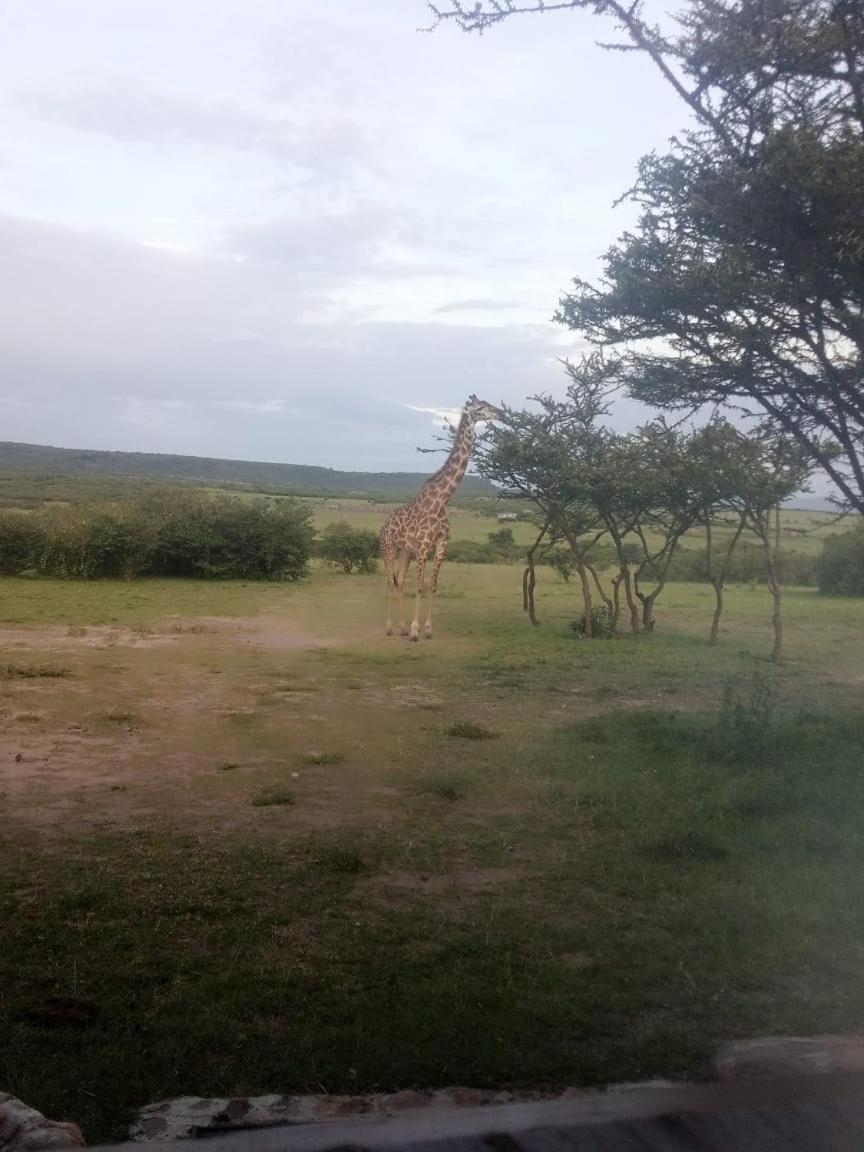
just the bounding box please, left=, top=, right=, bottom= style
left=379, top=395, right=505, bottom=641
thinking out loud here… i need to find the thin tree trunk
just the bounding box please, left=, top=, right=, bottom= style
left=611, top=572, right=623, bottom=633
left=522, top=519, right=549, bottom=627
left=707, top=512, right=745, bottom=646
left=765, top=505, right=783, bottom=662
left=622, top=566, right=640, bottom=633
left=709, top=578, right=724, bottom=645
left=575, top=556, right=594, bottom=637
left=522, top=561, right=538, bottom=625
left=558, top=519, right=593, bottom=637
left=586, top=562, right=614, bottom=631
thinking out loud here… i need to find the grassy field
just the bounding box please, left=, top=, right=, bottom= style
left=2, top=563, right=863, bottom=1142
left=304, top=497, right=844, bottom=553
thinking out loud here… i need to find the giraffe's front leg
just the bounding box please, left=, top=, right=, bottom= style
left=425, top=534, right=448, bottom=639
left=396, top=551, right=411, bottom=635
left=409, top=556, right=427, bottom=642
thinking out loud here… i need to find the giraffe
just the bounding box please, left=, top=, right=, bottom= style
left=379, top=395, right=505, bottom=641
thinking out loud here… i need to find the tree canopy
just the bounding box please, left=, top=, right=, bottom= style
left=429, top=0, right=864, bottom=511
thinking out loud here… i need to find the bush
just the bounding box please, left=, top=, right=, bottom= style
left=0, top=489, right=314, bottom=581
left=446, top=539, right=499, bottom=564
left=447, top=530, right=520, bottom=565
left=670, top=543, right=816, bottom=586
left=816, top=523, right=864, bottom=596
left=569, top=603, right=615, bottom=638
left=139, top=489, right=313, bottom=580
left=0, top=511, right=40, bottom=574
left=318, top=521, right=379, bottom=573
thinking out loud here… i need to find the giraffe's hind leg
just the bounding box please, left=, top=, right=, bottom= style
left=409, top=554, right=428, bottom=642
left=382, top=541, right=397, bottom=635
left=396, top=551, right=411, bottom=635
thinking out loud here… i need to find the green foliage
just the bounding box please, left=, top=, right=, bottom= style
left=487, top=526, right=515, bottom=548
left=446, top=539, right=499, bottom=564
left=712, top=672, right=779, bottom=765
left=671, top=544, right=817, bottom=587
left=816, top=523, right=864, bottom=596
left=0, top=512, right=41, bottom=575
left=447, top=721, right=497, bottom=740
left=569, top=603, right=615, bottom=639
left=318, top=521, right=380, bottom=573
left=250, top=789, right=295, bottom=808
left=0, top=663, right=72, bottom=680
left=0, top=489, right=314, bottom=581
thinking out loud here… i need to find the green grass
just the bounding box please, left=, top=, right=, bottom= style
left=1, top=564, right=863, bottom=1141
left=4, top=706, right=864, bottom=1141
left=447, top=721, right=497, bottom=740
left=250, top=788, right=295, bottom=807
left=303, top=751, right=345, bottom=766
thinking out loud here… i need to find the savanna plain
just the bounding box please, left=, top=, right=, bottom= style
left=2, top=504, right=864, bottom=1142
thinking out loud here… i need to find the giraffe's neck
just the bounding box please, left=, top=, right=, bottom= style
left=417, top=414, right=475, bottom=510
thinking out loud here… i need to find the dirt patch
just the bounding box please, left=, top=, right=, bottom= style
left=363, top=865, right=528, bottom=904
left=0, top=616, right=325, bottom=656
left=173, top=616, right=327, bottom=651
left=0, top=625, right=176, bottom=651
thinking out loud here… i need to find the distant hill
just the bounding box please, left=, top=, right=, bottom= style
left=0, top=441, right=495, bottom=501
left=784, top=495, right=840, bottom=512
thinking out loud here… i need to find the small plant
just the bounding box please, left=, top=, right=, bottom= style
left=643, top=831, right=730, bottom=861
left=447, top=721, right=496, bottom=740
left=0, top=663, right=73, bottom=680
left=314, top=843, right=367, bottom=874
left=569, top=603, right=615, bottom=638
left=99, top=710, right=141, bottom=726
left=304, top=751, right=346, bottom=766
left=712, top=670, right=778, bottom=763
left=250, top=788, right=295, bottom=807
left=422, top=772, right=466, bottom=801
left=217, top=761, right=240, bottom=772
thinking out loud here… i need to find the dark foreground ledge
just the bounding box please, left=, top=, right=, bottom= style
left=92, top=1072, right=864, bottom=1152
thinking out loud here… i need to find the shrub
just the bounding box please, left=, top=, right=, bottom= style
left=138, top=489, right=313, bottom=580
left=2, top=489, right=314, bottom=581
left=0, top=511, right=40, bottom=574
left=816, top=523, right=864, bottom=596
left=711, top=671, right=779, bottom=764
left=670, top=543, right=816, bottom=586
left=569, top=603, right=615, bottom=638
left=318, top=521, right=380, bottom=573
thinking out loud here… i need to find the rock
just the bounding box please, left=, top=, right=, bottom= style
left=130, top=1079, right=683, bottom=1141
left=0, top=1093, right=84, bottom=1152
left=715, top=1035, right=864, bottom=1080
left=382, top=1090, right=432, bottom=1112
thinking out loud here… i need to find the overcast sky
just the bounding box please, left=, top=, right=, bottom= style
left=0, top=0, right=685, bottom=470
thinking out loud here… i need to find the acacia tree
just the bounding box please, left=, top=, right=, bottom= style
left=475, top=359, right=714, bottom=635
left=428, top=0, right=864, bottom=512
left=475, top=392, right=608, bottom=634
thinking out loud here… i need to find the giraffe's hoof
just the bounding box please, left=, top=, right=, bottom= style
left=408, top=632, right=420, bottom=643
left=424, top=629, right=433, bottom=640
left=386, top=627, right=393, bottom=636
left=400, top=628, right=411, bottom=637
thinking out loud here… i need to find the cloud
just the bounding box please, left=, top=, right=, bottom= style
left=18, top=75, right=363, bottom=178
left=432, top=299, right=529, bottom=315
left=0, top=213, right=604, bottom=468
left=404, top=403, right=463, bottom=427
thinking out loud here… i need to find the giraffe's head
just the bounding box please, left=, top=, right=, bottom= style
left=464, top=394, right=505, bottom=424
